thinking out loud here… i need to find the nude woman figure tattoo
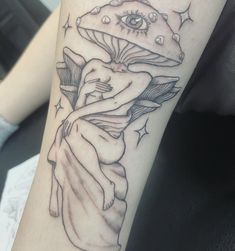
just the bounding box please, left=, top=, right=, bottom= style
left=47, top=0, right=190, bottom=250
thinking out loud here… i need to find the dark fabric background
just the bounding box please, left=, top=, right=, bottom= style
left=177, top=0, right=235, bottom=115
left=0, top=0, right=49, bottom=72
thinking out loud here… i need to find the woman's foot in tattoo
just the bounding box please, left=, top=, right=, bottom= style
left=103, top=182, right=115, bottom=211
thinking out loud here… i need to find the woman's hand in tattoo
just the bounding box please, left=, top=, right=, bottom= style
left=63, top=79, right=113, bottom=136
left=80, top=79, right=113, bottom=96
left=62, top=111, right=79, bottom=137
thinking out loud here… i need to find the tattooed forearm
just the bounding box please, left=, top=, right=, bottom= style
left=48, top=0, right=191, bottom=250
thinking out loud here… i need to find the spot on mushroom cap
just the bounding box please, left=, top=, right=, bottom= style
left=155, top=35, right=165, bottom=45
left=148, top=12, right=158, bottom=23
left=77, top=1, right=184, bottom=66
left=102, top=15, right=111, bottom=24
left=110, top=0, right=150, bottom=6
left=90, top=6, right=101, bottom=15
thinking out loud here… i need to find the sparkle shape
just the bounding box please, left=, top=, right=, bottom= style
left=90, top=6, right=101, bottom=15
left=148, top=12, right=158, bottom=23
left=135, top=119, right=149, bottom=147
left=155, top=35, right=165, bottom=46
left=63, top=14, right=72, bottom=37
left=55, top=98, right=64, bottom=117
left=174, top=3, right=193, bottom=30
left=102, top=15, right=111, bottom=24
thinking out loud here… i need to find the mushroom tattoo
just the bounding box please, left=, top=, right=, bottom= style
left=47, top=0, right=185, bottom=250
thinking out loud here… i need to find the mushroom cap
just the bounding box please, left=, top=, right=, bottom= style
left=77, top=0, right=184, bottom=67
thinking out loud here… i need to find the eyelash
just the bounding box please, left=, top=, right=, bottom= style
left=116, top=10, right=151, bottom=35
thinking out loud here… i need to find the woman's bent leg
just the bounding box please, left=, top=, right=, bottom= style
left=68, top=119, right=125, bottom=164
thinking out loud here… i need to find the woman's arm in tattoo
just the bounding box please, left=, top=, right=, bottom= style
left=12, top=1, right=227, bottom=251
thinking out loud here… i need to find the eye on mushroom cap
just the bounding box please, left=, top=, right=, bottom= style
left=77, top=1, right=184, bottom=66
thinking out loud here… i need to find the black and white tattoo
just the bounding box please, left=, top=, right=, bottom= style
left=135, top=118, right=149, bottom=146
left=63, top=14, right=72, bottom=37
left=174, top=3, right=193, bottom=30
left=54, top=98, right=64, bottom=117
left=47, top=0, right=190, bottom=250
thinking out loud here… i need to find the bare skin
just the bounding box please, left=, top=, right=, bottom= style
left=11, top=1, right=227, bottom=251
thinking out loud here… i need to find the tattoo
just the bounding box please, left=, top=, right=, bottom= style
left=54, top=98, right=64, bottom=117
left=63, top=14, right=72, bottom=37
left=135, top=118, right=149, bottom=146
left=173, top=3, right=193, bottom=30
left=48, top=0, right=191, bottom=250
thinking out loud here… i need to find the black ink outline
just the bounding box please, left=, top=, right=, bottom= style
left=78, top=27, right=182, bottom=67
left=173, top=3, right=193, bottom=30
left=116, top=10, right=151, bottom=35
left=63, top=14, right=73, bottom=37
left=135, top=118, right=149, bottom=146
left=47, top=1, right=187, bottom=250
left=77, top=1, right=185, bottom=66
left=55, top=98, right=64, bottom=117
